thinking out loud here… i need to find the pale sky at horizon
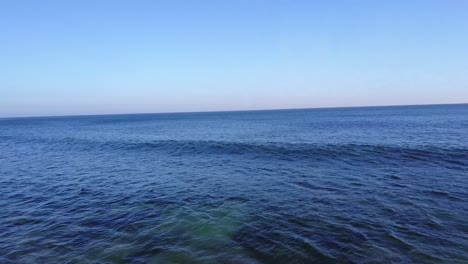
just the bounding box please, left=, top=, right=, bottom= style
left=1, top=0, right=468, bottom=117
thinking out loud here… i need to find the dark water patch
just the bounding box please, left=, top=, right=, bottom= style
left=426, top=190, right=464, bottom=201
left=427, top=190, right=450, bottom=197
left=390, top=182, right=408, bottom=188
left=225, top=196, right=250, bottom=203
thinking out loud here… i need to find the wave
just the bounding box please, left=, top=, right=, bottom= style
left=11, top=136, right=468, bottom=166
left=116, top=140, right=468, bottom=164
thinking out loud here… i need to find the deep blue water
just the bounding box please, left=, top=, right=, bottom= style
left=0, top=104, right=467, bottom=263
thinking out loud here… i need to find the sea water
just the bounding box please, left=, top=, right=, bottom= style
left=0, top=104, right=467, bottom=263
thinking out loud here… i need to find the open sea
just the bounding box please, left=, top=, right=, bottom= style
left=0, top=104, right=467, bottom=263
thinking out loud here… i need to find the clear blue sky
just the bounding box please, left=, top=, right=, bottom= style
left=1, top=0, right=467, bottom=117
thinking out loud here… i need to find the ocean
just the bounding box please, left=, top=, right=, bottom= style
left=0, top=104, right=467, bottom=263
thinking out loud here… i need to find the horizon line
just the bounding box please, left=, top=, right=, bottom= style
left=1, top=102, right=467, bottom=120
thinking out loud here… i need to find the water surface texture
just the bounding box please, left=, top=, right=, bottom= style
left=1, top=105, right=467, bottom=263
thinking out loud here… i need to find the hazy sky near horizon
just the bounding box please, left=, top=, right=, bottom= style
left=1, top=0, right=468, bottom=117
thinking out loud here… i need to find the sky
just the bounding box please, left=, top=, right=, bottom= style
left=1, top=0, right=468, bottom=117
